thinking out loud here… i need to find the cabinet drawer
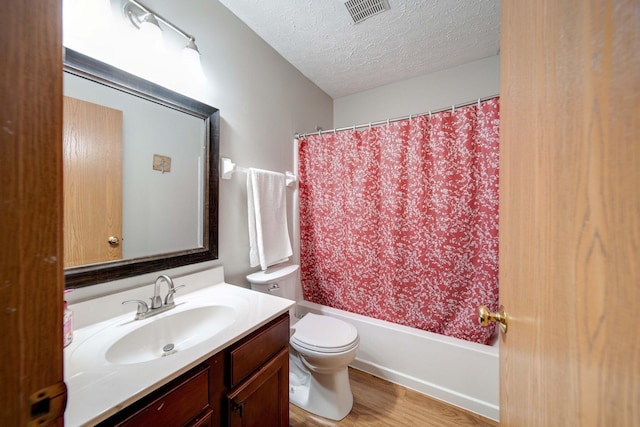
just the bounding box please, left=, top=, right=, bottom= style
left=228, top=314, right=289, bottom=387
left=188, top=409, right=213, bottom=427
left=118, top=367, right=209, bottom=427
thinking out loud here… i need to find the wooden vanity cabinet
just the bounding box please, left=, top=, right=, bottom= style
left=97, top=313, right=289, bottom=427
left=226, top=314, right=290, bottom=427
left=227, top=348, right=289, bottom=427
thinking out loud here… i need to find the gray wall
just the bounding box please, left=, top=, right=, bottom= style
left=63, top=0, right=499, bottom=300
left=63, top=0, right=332, bottom=298
left=333, top=55, right=500, bottom=127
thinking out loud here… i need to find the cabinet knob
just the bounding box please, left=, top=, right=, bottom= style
left=232, top=401, right=246, bottom=417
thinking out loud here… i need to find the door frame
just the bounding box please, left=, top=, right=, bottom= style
left=0, top=0, right=65, bottom=425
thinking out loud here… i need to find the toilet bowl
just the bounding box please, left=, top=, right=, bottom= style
left=246, top=264, right=360, bottom=421
left=289, top=313, right=359, bottom=420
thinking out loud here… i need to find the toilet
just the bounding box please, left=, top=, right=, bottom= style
left=246, top=264, right=360, bottom=421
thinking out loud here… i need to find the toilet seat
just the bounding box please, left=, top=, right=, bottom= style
left=291, top=313, right=359, bottom=354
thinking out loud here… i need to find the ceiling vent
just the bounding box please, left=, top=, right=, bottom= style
left=343, top=0, right=390, bottom=24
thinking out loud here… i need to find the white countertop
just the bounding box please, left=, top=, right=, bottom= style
left=64, top=267, right=294, bottom=427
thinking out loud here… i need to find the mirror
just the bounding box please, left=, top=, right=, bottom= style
left=63, top=48, right=219, bottom=288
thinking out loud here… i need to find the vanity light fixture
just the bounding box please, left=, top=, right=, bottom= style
left=137, top=12, right=162, bottom=42
left=123, top=0, right=201, bottom=64
left=182, top=37, right=201, bottom=70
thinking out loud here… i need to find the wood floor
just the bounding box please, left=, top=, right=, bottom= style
left=289, top=368, right=497, bottom=427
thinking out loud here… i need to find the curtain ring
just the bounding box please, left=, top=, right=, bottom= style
left=451, top=105, right=455, bottom=113
left=428, top=110, right=432, bottom=119
left=477, top=98, right=481, bottom=108
left=369, top=122, right=372, bottom=130
left=333, top=128, right=336, bottom=135
left=409, top=114, right=412, bottom=121
left=386, top=118, right=390, bottom=126
left=353, top=125, right=356, bottom=131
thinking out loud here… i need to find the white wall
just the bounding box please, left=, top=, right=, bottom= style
left=333, top=55, right=500, bottom=128
left=63, top=0, right=333, bottom=294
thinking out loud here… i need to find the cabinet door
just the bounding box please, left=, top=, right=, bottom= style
left=227, top=348, right=289, bottom=427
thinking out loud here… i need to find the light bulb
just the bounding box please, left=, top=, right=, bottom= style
left=182, top=39, right=204, bottom=79
left=138, top=14, right=162, bottom=46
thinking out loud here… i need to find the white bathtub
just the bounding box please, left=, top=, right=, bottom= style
left=295, top=300, right=499, bottom=422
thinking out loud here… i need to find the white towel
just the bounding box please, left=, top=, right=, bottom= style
left=247, top=168, right=293, bottom=270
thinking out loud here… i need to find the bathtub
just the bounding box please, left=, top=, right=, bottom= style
left=295, top=300, right=499, bottom=422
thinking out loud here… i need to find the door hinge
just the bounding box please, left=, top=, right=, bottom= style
left=29, top=381, right=67, bottom=426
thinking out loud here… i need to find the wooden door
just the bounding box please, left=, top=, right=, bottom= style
left=63, top=96, right=123, bottom=267
left=500, top=0, right=639, bottom=425
left=0, top=0, right=65, bottom=425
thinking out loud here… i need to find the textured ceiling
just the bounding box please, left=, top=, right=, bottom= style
left=218, top=0, right=501, bottom=99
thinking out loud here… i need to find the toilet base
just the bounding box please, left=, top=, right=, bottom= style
left=289, top=351, right=354, bottom=421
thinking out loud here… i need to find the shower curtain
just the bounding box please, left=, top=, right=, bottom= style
left=298, top=98, right=500, bottom=344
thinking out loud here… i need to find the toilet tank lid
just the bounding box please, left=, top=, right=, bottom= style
left=246, top=264, right=299, bottom=284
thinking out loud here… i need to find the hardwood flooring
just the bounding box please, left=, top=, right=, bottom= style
left=289, top=368, right=497, bottom=427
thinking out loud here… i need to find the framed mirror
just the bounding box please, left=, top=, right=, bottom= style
left=63, top=48, right=219, bottom=288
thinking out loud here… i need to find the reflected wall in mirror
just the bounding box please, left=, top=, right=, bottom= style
left=64, top=48, right=219, bottom=288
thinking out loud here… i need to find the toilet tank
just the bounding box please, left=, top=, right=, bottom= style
left=246, top=264, right=299, bottom=301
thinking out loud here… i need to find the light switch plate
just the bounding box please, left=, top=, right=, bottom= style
left=153, top=154, right=171, bottom=173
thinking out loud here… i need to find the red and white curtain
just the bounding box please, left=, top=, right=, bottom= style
left=298, top=98, right=500, bottom=344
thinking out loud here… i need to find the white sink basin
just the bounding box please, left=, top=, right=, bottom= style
left=105, top=305, right=236, bottom=365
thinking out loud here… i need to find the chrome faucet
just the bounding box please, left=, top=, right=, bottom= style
left=123, top=274, right=185, bottom=320
left=151, top=274, right=173, bottom=309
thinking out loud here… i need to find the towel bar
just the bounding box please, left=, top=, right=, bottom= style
left=220, top=157, right=297, bottom=187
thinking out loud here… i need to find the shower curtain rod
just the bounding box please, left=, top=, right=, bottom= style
left=295, top=94, right=499, bottom=139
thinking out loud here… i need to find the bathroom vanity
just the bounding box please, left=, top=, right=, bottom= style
left=64, top=267, right=293, bottom=426
left=98, top=314, right=289, bottom=426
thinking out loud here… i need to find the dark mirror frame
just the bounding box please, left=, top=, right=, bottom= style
left=64, top=48, right=219, bottom=288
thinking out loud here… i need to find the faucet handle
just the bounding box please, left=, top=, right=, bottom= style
left=122, top=300, right=149, bottom=319
left=164, top=284, right=186, bottom=306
